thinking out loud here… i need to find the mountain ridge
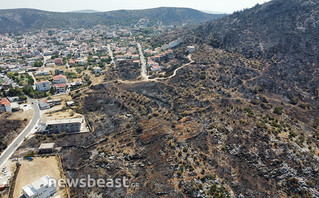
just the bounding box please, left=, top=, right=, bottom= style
left=0, top=7, right=225, bottom=34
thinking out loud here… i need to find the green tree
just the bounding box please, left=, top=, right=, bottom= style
left=273, top=106, right=283, bottom=115
left=7, top=72, right=14, bottom=79
left=50, top=86, right=56, bottom=95
left=34, top=61, right=44, bottom=67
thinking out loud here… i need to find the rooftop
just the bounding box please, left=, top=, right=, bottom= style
left=0, top=97, right=10, bottom=106
left=32, top=175, right=54, bottom=190
left=47, top=118, right=83, bottom=125
left=39, top=143, right=55, bottom=150
left=22, top=175, right=55, bottom=196
left=53, top=83, right=66, bottom=88
left=35, top=80, right=49, bottom=84
left=53, top=74, right=67, bottom=80
left=22, top=184, right=37, bottom=197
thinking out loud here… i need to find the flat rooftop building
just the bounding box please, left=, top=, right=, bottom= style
left=45, top=118, right=83, bottom=134
left=38, top=143, right=55, bottom=154
left=22, top=175, right=56, bottom=198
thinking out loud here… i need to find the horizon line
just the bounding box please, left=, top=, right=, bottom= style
left=0, top=7, right=230, bottom=14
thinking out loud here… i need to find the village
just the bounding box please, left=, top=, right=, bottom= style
left=0, top=21, right=195, bottom=198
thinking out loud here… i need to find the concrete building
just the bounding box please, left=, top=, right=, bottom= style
left=53, top=84, right=66, bottom=93
left=44, top=118, right=83, bottom=134
left=38, top=143, right=55, bottom=154
left=36, top=70, right=50, bottom=76
left=35, top=81, right=51, bottom=92
left=93, top=67, right=101, bottom=74
left=69, top=81, right=83, bottom=89
left=52, top=74, right=67, bottom=84
left=66, top=101, right=75, bottom=107
left=38, top=100, right=50, bottom=110
left=22, top=175, right=56, bottom=198
left=187, top=46, right=196, bottom=54
left=169, top=38, right=183, bottom=48
left=46, top=63, right=56, bottom=67
left=0, top=97, right=11, bottom=112
left=47, top=99, right=62, bottom=106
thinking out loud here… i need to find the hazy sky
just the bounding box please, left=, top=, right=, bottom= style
left=1, top=0, right=271, bottom=13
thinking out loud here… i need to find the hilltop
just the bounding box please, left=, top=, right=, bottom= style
left=154, top=0, right=319, bottom=106
left=0, top=7, right=224, bottom=34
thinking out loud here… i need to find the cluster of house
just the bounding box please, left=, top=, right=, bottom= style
left=36, top=74, right=68, bottom=93
left=0, top=26, right=129, bottom=73
left=142, top=38, right=183, bottom=72
left=146, top=49, right=174, bottom=71
left=0, top=20, right=177, bottom=77
left=112, top=43, right=140, bottom=64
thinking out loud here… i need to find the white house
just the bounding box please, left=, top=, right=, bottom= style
left=168, top=38, right=183, bottom=48
left=35, top=81, right=51, bottom=92
left=36, top=70, right=50, bottom=76
left=93, top=67, right=101, bottom=74
left=22, top=175, right=57, bottom=198
left=187, top=46, right=196, bottom=54
left=52, top=74, right=67, bottom=84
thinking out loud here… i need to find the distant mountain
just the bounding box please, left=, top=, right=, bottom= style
left=201, top=10, right=227, bottom=14
left=69, top=9, right=100, bottom=13
left=0, top=7, right=224, bottom=34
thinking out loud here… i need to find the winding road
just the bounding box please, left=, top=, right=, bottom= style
left=116, top=54, right=194, bottom=84
left=0, top=98, right=40, bottom=167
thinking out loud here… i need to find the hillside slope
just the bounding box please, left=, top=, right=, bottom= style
left=0, top=7, right=224, bottom=34
left=176, top=0, right=319, bottom=105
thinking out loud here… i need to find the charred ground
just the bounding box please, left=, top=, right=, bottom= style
left=21, top=44, right=319, bottom=197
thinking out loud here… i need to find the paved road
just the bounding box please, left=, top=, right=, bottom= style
left=0, top=98, right=40, bottom=167
left=137, top=42, right=148, bottom=80
left=107, top=44, right=116, bottom=67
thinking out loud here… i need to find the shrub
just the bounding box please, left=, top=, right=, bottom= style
left=244, top=107, right=254, bottom=117
left=24, top=152, right=35, bottom=159
left=273, top=106, right=283, bottom=115
left=261, top=103, right=272, bottom=109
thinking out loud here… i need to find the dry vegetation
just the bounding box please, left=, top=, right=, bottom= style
left=0, top=112, right=28, bottom=155
left=19, top=44, right=319, bottom=197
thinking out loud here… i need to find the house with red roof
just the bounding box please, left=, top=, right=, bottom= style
left=0, top=97, right=12, bottom=112
left=54, top=58, right=63, bottom=65
left=53, top=84, right=67, bottom=93
left=53, top=74, right=67, bottom=84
